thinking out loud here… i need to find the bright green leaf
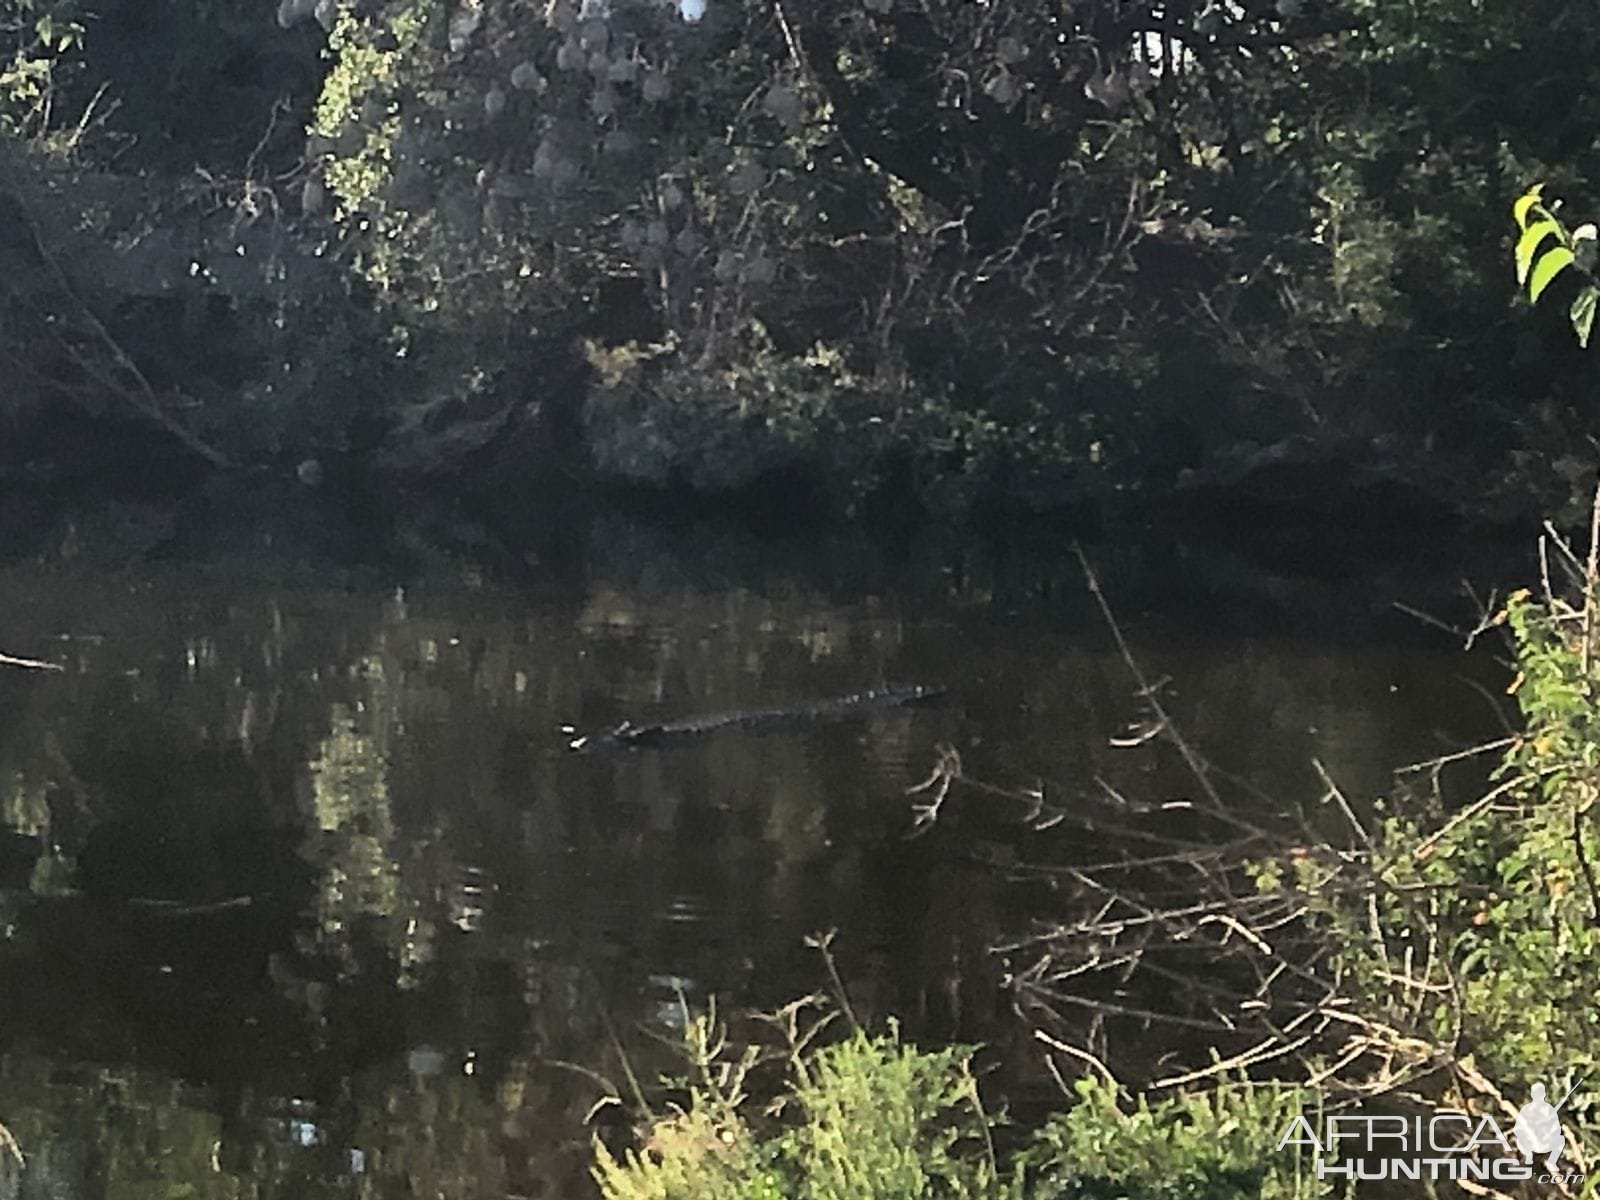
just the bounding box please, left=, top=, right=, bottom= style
left=1517, top=219, right=1565, bottom=285
left=1514, top=186, right=1547, bottom=230
left=1573, top=287, right=1599, bottom=349
left=1530, top=247, right=1576, bottom=304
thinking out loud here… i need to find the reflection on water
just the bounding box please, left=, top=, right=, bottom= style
left=0, top=514, right=1507, bottom=1197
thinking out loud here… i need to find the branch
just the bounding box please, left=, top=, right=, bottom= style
left=0, top=650, right=62, bottom=671
left=0, top=159, right=229, bottom=469
left=1120, top=12, right=1368, bottom=58
left=798, top=24, right=971, bottom=217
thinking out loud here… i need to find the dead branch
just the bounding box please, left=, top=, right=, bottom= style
left=0, top=153, right=229, bottom=468
left=0, top=650, right=62, bottom=671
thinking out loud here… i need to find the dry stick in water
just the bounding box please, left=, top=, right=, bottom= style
left=1073, top=542, right=1223, bottom=811
left=0, top=650, right=61, bottom=671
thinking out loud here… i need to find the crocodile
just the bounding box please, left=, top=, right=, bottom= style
left=567, top=684, right=943, bottom=752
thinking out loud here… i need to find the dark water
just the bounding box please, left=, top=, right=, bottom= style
left=0, top=504, right=1513, bottom=1198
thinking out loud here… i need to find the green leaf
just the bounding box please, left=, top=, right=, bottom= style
left=1514, top=185, right=1547, bottom=230
left=1517, top=219, right=1565, bottom=284
left=1530, top=247, right=1576, bottom=304
left=1573, top=286, right=1599, bottom=349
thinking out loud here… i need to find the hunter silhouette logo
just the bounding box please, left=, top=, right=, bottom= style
left=1278, top=1079, right=1585, bottom=1185
left=1515, top=1082, right=1574, bottom=1172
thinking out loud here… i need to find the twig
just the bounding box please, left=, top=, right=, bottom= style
left=544, top=1057, right=625, bottom=1097
left=1313, top=759, right=1371, bottom=851
left=960, top=1059, right=1002, bottom=1181
left=1018, top=986, right=1247, bottom=1034
left=1391, top=600, right=1464, bottom=639
left=1543, top=520, right=1588, bottom=591
left=1151, top=1032, right=1313, bottom=1090
left=599, top=1006, right=656, bottom=1120
left=0, top=650, right=62, bottom=671
left=1573, top=804, right=1600, bottom=926
left=1074, top=544, right=1223, bottom=811
left=1411, top=772, right=1536, bottom=860
left=770, top=0, right=806, bottom=72
left=905, top=744, right=960, bottom=836
left=1587, top=478, right=1600, bottom=678
left=1396, top=737, right=1517, bottom=775
left=1033, top=1028, right=1118, bottom=1086
left=804, top=929, right=860, bottom=1034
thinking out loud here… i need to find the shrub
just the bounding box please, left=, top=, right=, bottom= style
left=1027, top=1076, right=1333, bottom=1200
left=594, top=1007, right=1334, bottom=1200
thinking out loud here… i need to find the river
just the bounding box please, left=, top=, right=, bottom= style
left=0, top=499, right=1514, bottom=1197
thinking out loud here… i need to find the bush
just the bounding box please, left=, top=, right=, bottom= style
left=1027, top=1076, right=1332, bottom=1200
left=1229, top=510, right=1600, bottom=1162
left=593, top=1006, right=1334, bottom=1200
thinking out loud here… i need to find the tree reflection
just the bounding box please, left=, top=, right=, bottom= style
left=0, top=530, right=1502, bottom=1197
left=305, top=699, right=409, bottom=979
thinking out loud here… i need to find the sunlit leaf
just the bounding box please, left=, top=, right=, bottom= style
left=1530, top=247, right=1575, bottom=304
left=1517, top=219, right=1564, bottom=285
left=1514, top=185, right=1547, bottom=230
left=1573, top=286, right=1599, bottom=349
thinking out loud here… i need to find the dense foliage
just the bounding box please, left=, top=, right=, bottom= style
left=4, top=0, right=1600, bottom=516
left=275, top=0, right=1600, bottom=516
left=593, top=1011, right=1329, bottom=1200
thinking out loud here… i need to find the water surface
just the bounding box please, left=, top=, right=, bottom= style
left=0, top=508, right=1511, bottom=1197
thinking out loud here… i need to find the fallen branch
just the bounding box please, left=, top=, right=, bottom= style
left=0, top=154, right=229, bottom=469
